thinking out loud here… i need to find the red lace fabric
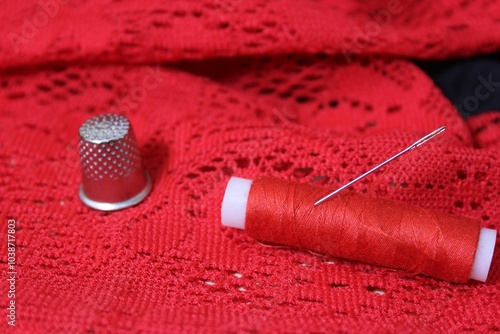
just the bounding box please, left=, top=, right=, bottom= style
left=0, top=1, right=499, bottom=333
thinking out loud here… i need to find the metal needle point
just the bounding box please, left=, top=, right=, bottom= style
left=313, top=126, right=446, bottom=206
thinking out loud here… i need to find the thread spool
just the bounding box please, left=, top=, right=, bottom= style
left=221, top=177, right=497, bottom=283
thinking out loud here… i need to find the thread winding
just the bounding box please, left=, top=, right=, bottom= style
left=245, top=177, right=481, bottom=282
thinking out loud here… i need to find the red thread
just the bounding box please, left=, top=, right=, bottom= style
left=246, top=177, right=481, bottom=283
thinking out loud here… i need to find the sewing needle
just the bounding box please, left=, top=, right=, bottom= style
left=313, top=126, right=446, bottom=206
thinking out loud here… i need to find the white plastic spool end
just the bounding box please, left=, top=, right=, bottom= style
left=470, top=228, right=497, bottom=282
left=221, top=177, right=253, bottom=230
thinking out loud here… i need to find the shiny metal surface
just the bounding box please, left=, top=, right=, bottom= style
left=314, top=126, right=446, bottom=206
left=78, top=114, right=152, bottom=211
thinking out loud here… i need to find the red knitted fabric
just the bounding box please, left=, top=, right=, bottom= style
left=1, top=1, right=499, bottom=333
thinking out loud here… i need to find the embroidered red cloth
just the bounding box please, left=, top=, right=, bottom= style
left=0, top=0, right=499, bottom=333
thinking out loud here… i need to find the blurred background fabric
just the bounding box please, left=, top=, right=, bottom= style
left=418, top=53, right=500, bottom=118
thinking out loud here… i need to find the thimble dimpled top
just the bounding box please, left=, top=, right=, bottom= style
left=78, top=114, right=152, bottom=210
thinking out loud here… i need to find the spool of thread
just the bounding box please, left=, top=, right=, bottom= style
left=221, top=176, right=497, bottom=283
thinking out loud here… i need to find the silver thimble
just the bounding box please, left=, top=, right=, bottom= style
left=78, top=114, right=152, bottom=211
